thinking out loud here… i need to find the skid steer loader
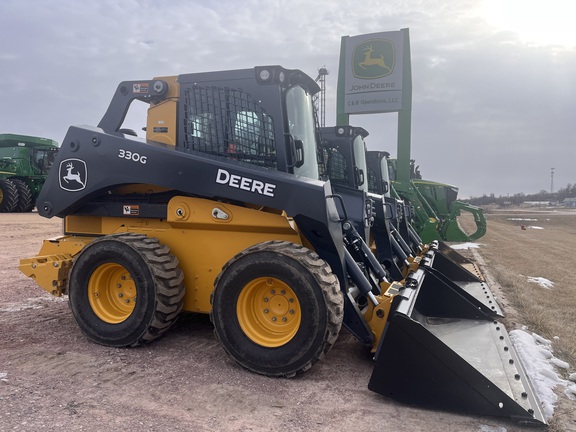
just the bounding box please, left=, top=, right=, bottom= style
left=19, top=66, right=544, bottom=425
left=320, top=127, right=502, bottom=317
left=366, top=150, right=492, bottom=285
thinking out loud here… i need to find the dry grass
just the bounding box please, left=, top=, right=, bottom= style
left=473, top=211, right=576, bottom=367
left=459, top=209, right=576, bottom=431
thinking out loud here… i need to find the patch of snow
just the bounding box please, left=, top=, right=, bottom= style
left=566, top=384, right=576, bottom=401
left=0, top=372, right=7, bottom=379
left=479, top=425, right=507, bottom=432
left=510, top=329, right=572, bottom=420
left=527, top=276, right=554, bottom=289
left=527, top=226, right=544, bottom=230
left=569, top=373, right=576, bottom=382
left=533, top=334, right=552, bottom=345
left=550, top=358, right=570, bottom=369
left=450, top=242, right=480, bottom=250
left=507, top=218, right=538, bottom=221
left=538, top=347, right=553, bottom=360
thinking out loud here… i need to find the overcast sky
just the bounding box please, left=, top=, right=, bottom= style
left=1, top=0, right=575, bottom=198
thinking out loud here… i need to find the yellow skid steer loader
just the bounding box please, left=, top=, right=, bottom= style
left=19, top=66, right=544, bottom=425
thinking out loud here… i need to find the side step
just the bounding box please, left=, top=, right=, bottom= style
left=368, top=274, right=546, bottom=425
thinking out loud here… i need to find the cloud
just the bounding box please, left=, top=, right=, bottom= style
left=1, top=0, right=574, bottom=198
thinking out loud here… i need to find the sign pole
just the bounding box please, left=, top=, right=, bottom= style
left=336, top=36, right=350, bottom=126
left=396, top=28, right=412, bottom=183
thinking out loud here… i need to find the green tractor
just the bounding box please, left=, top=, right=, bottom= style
left=0, top=133, right=59, bottom=212
left=385, top=157, right=486, bottom=243
left=412, top=178, right=486, bottom=242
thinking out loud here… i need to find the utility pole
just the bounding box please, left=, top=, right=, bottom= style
left=550, top=167, right=555, bottom=195
left=315, top=67, right=329, bottom=127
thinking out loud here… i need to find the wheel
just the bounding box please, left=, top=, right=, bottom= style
left=211, top=240, right=343, bottom=377
left=0, top=179, right=18, bottom=212
left=10, top=179, right=34, bottom=212
left=68, top=233, right=185, bottom=347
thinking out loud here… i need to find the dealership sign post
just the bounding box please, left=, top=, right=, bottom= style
left=337, top=28, right=412, bottom=183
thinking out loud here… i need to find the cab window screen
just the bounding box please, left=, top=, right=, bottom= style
left=184, top=86, right=277, bottom=169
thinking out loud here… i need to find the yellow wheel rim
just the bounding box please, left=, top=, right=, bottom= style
left=88, top=263, right=136, bottom=324
left=237, top=277, right=301, bottom=347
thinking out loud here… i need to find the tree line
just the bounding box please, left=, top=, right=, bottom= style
left=468, top=183, right=576, bottom=206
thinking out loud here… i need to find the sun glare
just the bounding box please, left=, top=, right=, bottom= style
left=478, top=0, right=576, bottom=47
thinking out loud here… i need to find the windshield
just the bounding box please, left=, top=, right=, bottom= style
left=380, top=157, right=391, bottom=197
left=285, top=86, right=319, bottom=180
left=352, top=136, right=368, bottom=192
left=33, top=148, right=58, bottom=175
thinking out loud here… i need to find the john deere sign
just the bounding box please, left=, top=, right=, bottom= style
left=352, top=39, right=395, bottom=79
left=340, top=30, right=405, bottom=114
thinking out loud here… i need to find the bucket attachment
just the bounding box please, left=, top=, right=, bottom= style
left=422, top=250, right=503, bottom=317
left=368, top=273, right=546, bottom=426
left=441, top=201, right=487, bottom=242
left=435, top=241, right=474, bottom=265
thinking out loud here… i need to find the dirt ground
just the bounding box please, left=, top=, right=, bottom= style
left=0, top=211, right=574, bottom=432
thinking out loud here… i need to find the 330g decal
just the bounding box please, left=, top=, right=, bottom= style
left=118, top=149, right=148, bottom=164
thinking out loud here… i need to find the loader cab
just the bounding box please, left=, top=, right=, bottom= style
left=319, top=126, right=376, bottom=242
left=320, top=126, right=368, bottom=192
left=176, top=66, right=321, bottom=181
left=366, top=151, right=391, bottom=198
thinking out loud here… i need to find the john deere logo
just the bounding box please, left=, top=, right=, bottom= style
left=352, top=39, right=395, bottom=79
left=59, top=158, right=87, bottom=192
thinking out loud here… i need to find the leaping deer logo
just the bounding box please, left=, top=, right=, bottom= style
left=63, top=162, right=85, bottom=187
left=359, top=45, right=392, bottom=73
left=352, top=39, right=395, bottom=79
left=59, top=158, right=87, bottom=191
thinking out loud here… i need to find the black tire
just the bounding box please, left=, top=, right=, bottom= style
left=68, top=233, right=185, bottom=347
left=211, top=240, right=343, bottom=377
left=0, top=179, right=18, bottom=213
left=10, top=179, right=34, bottom=212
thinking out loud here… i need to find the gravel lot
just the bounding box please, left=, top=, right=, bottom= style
left=0, top=212, right=568, bottom=431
